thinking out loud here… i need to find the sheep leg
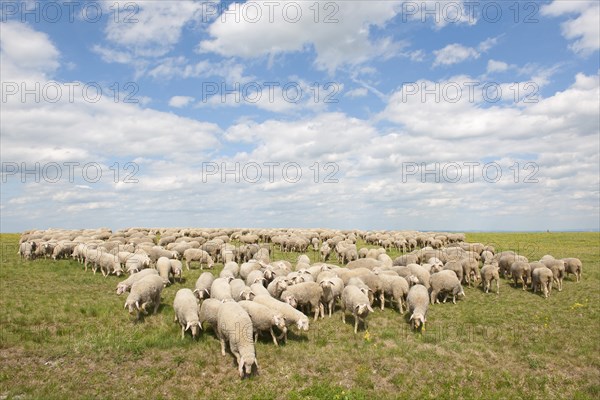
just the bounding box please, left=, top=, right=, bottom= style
left=496, top=280, right=499, bottom=295
left=219, top=338, right=226, bottom=356
left=181, top=325, right=185, bottom=340
left=353, top=314, right=359, bottom=334
left=379, top=293, right=385, bottom=311
left=270, top=327, right=278, bottom=346
left=341, top=310, right=346, bottom=324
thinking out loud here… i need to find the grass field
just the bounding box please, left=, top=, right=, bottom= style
left=1, top=232, right=599, bottom=399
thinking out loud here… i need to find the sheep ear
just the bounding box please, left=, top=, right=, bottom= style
left=135, top=301, right=140, bottom=310
left=367, top=305, right=374, bottom=313
left=124, top=302, right=128, bottom=309
left=193, top=289, right=199, bottom=294
left=409, top=313, right=414, bottom=321
left=185, top=322, right=192, bottom=331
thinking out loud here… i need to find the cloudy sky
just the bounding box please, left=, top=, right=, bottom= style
left=1, top=0, right=598, bottom=232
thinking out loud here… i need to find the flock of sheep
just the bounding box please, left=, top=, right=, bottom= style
left=18, top=227, right=583, bottom=378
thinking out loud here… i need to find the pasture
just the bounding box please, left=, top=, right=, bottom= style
left=1, top=231, right=599, bottom=399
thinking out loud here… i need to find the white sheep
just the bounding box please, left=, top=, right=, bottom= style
left=318, top=277, right=344, bottom=317
left=170, top=259, right=183, bottom=283
left=380, top=275, right=409, bottom=313
left=173, top=288, right=202, bottom=339
left=124, top=274, right=164, bottom=320
left=125, top=253, right=151, bottom=275
left=407, top=284, right=429, bottom=330
left=280, top=282, right=324, bottom=321
left=216, top=302, right=259, bottom=378
left=250, top=283, right=271, bottom=297
left=230, top=279, right=255, bottom=302
left=156, top=256, right=173, bottom=286
left=429, top=270, right=465, bottom=305
left=267, top=277, right=288, bottom=299
left=183, top=248, right=214, bottom=270
left=238, top=300, right=287, bottom=346
left=194, top=272, right=215, bottom=300
left=480, top=264, right=500, bottom=294
left=562, top=257, right=582, bottom=282
left=252, top=295, right=309, bottom=341
left=116, top=269, right=159, bottom=295
left=341, top=285, right=374, bottom=334
left=199, top=298, right=223, bottom=331
left=532, top=266, right=554, bottom=298
left=210, top=277, right=234, bottom=302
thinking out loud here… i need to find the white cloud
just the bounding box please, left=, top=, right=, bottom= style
left=487, top=59, right=509, bottom=73
left=168, top=96, right=195, bottom=108
left=345, top=88, right=368, bottom=98
left=433, top=43, right=480, bottom=67
left=542, top=0, right=600, bottom=55
left=198, top=1, right=403, bottom=73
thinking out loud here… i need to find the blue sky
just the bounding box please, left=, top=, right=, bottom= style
left=1, top=0, right=599, bottom=232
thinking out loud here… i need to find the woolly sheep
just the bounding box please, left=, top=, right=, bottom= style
left=498, top=254, right=528, bottom=278
left=125, top=253, right=151, bottom=274
left=238, top=300, right=287, bottom=346
left=184, top=248, right=214, bottom=270
left=231, top=279, right=255, bottom=302
left=510, top=261, right=531, bottom=290
left=540, top=258, right=565, bottom=291
left=98, top=253, right=123, bottom=278
left=216, top=302, right=259, bottom=378
left=380, top=275, right=409, bottom=313
left=170, top=259, right=183, bottom=283
left=173, top=288, right=202, bottom=339
left=211, top=277, right=234, bottom=302
left=199, top=298, right=223, bottom=331
left=407, top=284, right=429, bottom=330
left=267, top=277, right=288, bottom=299
left=124, top=274, right=164, bottom=320
left=240, top=261, right=262, bottom=280
left=461, top=258, right=480, bottom=287
left=280, top=282, right=324, bottom=321
left=252, top=295, right=309, bottom=340
left=562, top=258, right=582, bottom=282
left=18, top=241, right=37, bottom=260
left=532, top=266, right=553, bottom=298
left=156, top=256, right=173, bottom=286
left=116, top=268, right=159, bottom=295
left=318, top=277, right=344, bottom=317
left=429, top=270, right=465, bottom=305
left=194, top=272, right=215, bottom=300
left=341, top=285, right=374, bottom=334
left=250, top=283, right=271, bottom=297
left=246, top=269, right=266, bottom=286
left=355, top=272, right=385, bottom=310
left=480, top=264, right=500, bottom=294
left=442, top=261, right=463, bottom=283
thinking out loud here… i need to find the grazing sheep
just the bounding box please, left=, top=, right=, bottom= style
left=267, top=277, right=288, bottom=299
left=320, top=243, right=331, bottom=261
left=246, top=269, right=266, bottom=287
left=250, top=283, right=271, bottom=297
left=562, top=258, right=582, bottom=282
left=116, top=269, right=159, bottom=295
left=347, top=277, right=373, bottom=303
left=199, top=298, right=223, bottom=331
left=124, top=275, right=164, bottom=320
left=238, top=300, right=287, bottom=346
left=194, top=272, right=215, bottom=300
left=184, top=248, right=214, bottom=270
left=318, top=277, right=344, bottom=317
left=280, top=282, right=324, bottom=321
left=498, top=254, right=528, bottom=278
left=532, top=267, right=554, bottom=298
left=173, top=288, right=202, bottom=339
left=252, top=295, right=309, bottom=340
left=18, top=241, right=37, bottom=260
left=341, top=285, right=374, bottom=334
left=429, top=270, right=465, bottom=305
left=480, top=264, right=500, bottom=294
left=540, top=258, right=565, bottom=291
left=98, top=253, right=123, bottom=278
left=461, top=258, right=480, bottom=287
left=170, top=259, right=183, bottom=283
left=125, top=253, right=151, bottom=274
left=216, top=302, right=259, bottom=378
left=211, top=277, right=234, bottom=302
left=239, top=261, right=262, bottom=280
left=156, top=256, right=173, bottom=286
left=380, top=275, right=409, bottom=313
left=231, top=279, right=255, bottom=302
left=510, top=261, right=531, bottom=290
left=355, top=272, right=386, bottom=310
left=442, top=261, right=463, bottom=283
left=407, top=284, right=429, bottom=330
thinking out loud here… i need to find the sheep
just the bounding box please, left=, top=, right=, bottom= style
left=210, top=277, right=234, bottom=302
left=199, top=298, right=223, bottom=331
left=480, top=264, right=500, bottom=294
left=18, top=241, right=37, bottom=260
left=318, top=277, right=344, bottom=317
left=170, top=259, right=183, bottom=283
left=231, top=279, right=255, bottom=302
left=239, top=261, right=262, bottom=280
left=194, top=272, right=215, bottom=300
left=498, top=254, right=528, bottom=278
left=461, top=258, right=480, bottom=287
left=156, top=256, right=173, bottom=286
left=355, top=272, right=385, bottom=310
left=116, top=268, right=159, bottom=295
left=250, top=283, right=271, bottom=297
left=429, top=270, right=465, bottom=305
left=540, top=258, right=565, bottom=291
left=238, top=300, right=287, bottom=346
left=510, top=261, right=531, bottom=290
left=297, top=254, right=310, bottom=265
left=532, top=267, right=554, bottom=298
left=173, top=288, right=202, bottom=339
left=381, top=275, right=409, bottom=313
left=280, top=282, right=324, bottom=321
left=148, top=246, right=178, bottom=264
left=406, top=284, right=429, bottom=330
left=442, top=261, right=463, bottom=283
left=320, top=243, right=331, bottom=261
left=341, top=285, right=374, bottom=334
left=252, top=295, right=309, bottom=340
left=124, top=274, right=164, bottom=320
left=407, top=264, right=431, bottom=289
left=125, top=253, right=151, bottom=274
left=222, top=261, right=240, bottom=278
left=98, top=253, right=123, bottom=277
left=246, top=269, right=266, bottom=287
left=267, top=277, right=288, bottom=299
left=183, top=248, right=214, bottom=270
left=216, top=302, right=259, bottom=378
left=562, top=257, right=582, bottom=282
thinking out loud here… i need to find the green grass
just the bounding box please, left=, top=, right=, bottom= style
left=1, top=232, right=599, bottom=399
